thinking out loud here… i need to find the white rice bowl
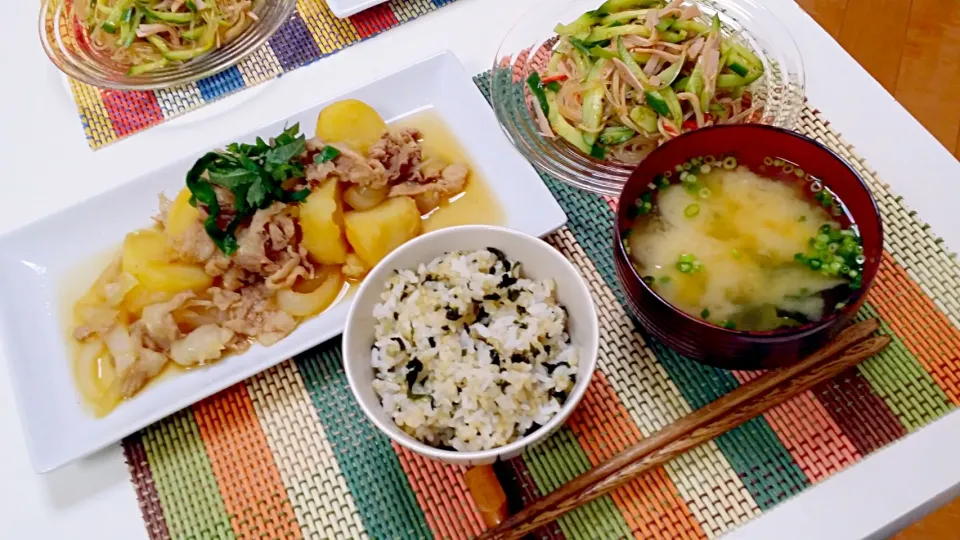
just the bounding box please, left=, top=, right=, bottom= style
left=370, top=248, right=578, bottom=452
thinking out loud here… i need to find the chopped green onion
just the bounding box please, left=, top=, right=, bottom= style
left=684, top=203, right=700, bottom=217
left=698, top=187, right=711, bottom=199
left=700, top=308, right=710, bottom=319
left=642, top=275, right=655, bottom=285
left=659, top=275, right=672, bottom=284
left=721, top=320, right=736, bottom=330
left=677, top=262, right=693, bottom=273
left=699, top=164, right=712, bottom=174
left=798, top=215, right=807, bottom=222
left=721, top=156, right=737, bottom=170
left=679, top=253, right=695, bottom=263
left=732, top=249, right=742, bottom=259
left=763, top=157, right=774, bottom=166
left=808, top=259, right=822, bottom=270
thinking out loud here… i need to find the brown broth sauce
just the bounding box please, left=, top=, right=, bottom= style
left=391, top=108, right=505, bottom=231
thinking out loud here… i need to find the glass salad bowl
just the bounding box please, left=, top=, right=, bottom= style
left=39, top=0, right=296, bottom=90
left=490, top=0, right=805, bottom=196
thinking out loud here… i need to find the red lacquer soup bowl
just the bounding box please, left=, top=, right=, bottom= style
left=614, top=125, right=883, bottom=369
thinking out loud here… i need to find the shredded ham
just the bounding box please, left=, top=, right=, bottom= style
left=687, top=37, right=705, bottom=59
left=677, top=92, right=705, bottom=127
left=659, top=0, right=684, bottom=15
left=531, top=97, right=555, bottom=137
left=622, top=35, right=656, bottom=49
left=628, top=48, right=684, bottom=63
left=680, top=5, right=702, bottom=20
left=611, top=58, right=645, bottom=93
left=645, top=10, right=660, bottom=31
left=136, top=24, right=175, bottom=38
left=643, top=55, right=663, bottom=76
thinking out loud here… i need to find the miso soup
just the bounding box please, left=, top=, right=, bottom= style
left=623, top=155, right=866, bottom=332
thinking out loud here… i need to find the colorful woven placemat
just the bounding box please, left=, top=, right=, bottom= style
left=68, top=0, right=459, bottom=150
left=119, top=73, right=960, bottom=540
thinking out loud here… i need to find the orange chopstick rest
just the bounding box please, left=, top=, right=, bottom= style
left=465, top=465, right=508, bottom=527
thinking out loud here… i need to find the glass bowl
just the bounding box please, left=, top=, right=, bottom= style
left=491, top=0, right=806, bottom=196
left=39, top=0, right=297, bottom=90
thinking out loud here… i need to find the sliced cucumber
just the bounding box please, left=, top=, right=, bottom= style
left=596, top=0, right=662, bottom=15
left=546, top=92, right=592, bottom=154
left=728, top=59, right=750, bottom=77
left=554, top=11, right=601, bottom=35
left=629, top=105, right=659, bottom=133
left=644, top=90, right=670, bottom=117
left=599, top=126, right=636, bottom=145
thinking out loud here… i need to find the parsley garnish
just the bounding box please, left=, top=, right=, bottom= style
left=185, top=124, right=332, bottom=255
left=314, top=145, right=341, bottom=163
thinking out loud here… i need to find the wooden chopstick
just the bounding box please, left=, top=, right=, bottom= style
left=479, top=319, right=887, bottom=540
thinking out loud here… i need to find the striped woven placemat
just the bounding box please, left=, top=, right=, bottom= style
left=120, top=73, right=960, bottom=540
left=67, top=0, right=459, bottom=150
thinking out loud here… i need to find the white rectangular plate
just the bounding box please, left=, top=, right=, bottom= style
left=326, top=0, right=388, bottom=18
left=0, top=50, right=567, bottom=472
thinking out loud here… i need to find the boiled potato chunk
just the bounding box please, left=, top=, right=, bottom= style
left=344, top=197, right=422, bottom=267
left=122, top=229, right=170, bottom=276
left=165, top=187, right=201, bottom=239
left=135, top=263, right=213, bottom=293
left=316, top=99, right=386, bottom=153
left=342, top=253, right=369, bottom=280
left=300, top=179, right=349, bottom=265
left=121, top=228, right=210, bottom=293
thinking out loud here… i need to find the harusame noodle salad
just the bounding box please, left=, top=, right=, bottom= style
left=527, top=0, right=766, bottom=163
left=72, top=0, right=261, bottom=75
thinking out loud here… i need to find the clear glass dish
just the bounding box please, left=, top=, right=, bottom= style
left=39, top=0, right=296, bottom=91
left=491, top=0, right=806, bottom=196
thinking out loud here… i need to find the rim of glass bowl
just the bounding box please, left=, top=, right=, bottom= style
left=39, top=0, right=296, bottom=91
left=491, top=0, right=806, bottom=196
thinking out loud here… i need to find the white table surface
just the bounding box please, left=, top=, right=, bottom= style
left=2, top=0, right=959, bottom=537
